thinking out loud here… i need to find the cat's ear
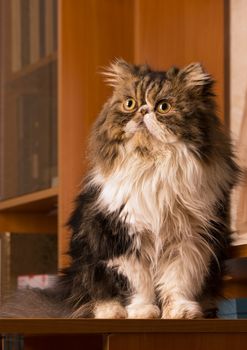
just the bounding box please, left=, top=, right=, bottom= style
left=166, top=66, right=180, bottom=80
left=178, top=63, right=214, bottom=90
left=102, top=59, right=134, bottom=88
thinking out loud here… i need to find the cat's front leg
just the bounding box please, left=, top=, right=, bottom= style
left=120, top=257, right=160, bottom=319
left=107, top=254, right=160, bottom=318
left=126, top=298, right=160, bottom=319
left=156, top=238, right=212, bottom=319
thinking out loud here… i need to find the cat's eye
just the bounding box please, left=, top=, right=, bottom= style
left=156, top=100, right=171, bottom=114
left=123, top=98, right=136, bottom=111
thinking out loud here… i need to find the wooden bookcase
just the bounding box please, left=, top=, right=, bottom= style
left=0, top=0, right=246, bottom=308
left=0, top=0, right=58, bottom=298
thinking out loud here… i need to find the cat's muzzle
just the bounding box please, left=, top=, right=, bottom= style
left=138, top=104, right=150, bottom=116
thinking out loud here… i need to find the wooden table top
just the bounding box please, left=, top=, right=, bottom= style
left=0, top=319, right=247, bottom=335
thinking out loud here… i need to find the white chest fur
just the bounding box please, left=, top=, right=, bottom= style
left=92, top=143, right=228, bottom=240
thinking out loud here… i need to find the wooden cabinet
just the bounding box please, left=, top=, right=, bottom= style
left=58, top=0, right=134, bottom=267
left=0, top=0, right=246, bottom=303
left=1, top=319, right=247, bottom=350
left=1, top=1, right=247, bottom=349
left=0, top=0, right=58, bottom=299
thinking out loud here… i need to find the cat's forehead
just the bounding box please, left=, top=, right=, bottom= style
left=116, top=70, right=170, bottom=102
left=106, top=60, right=214, bottom=103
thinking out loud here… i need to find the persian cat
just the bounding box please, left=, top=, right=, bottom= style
left=1, top=60, right=240, bottom=319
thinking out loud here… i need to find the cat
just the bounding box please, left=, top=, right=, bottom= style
left=0, top=60, right=240, bottom=319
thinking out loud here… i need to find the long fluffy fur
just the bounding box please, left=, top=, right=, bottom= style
left=0, top=60, right=240, bottom=319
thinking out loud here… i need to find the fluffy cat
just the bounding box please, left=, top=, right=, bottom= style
left=1, top=60, right=240, bottom=319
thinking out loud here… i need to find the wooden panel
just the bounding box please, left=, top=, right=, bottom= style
left=231, top=244, right=247, bottom=259
left=58, top=0, right=134, bottom=267
left=134, top=0, right=227, bottom=120
left=2, top=319, right=247, bottom=334
left=108, top=333, right=247, bottom=350
left=7, top=53, right=57, bottom=82
left=0, top=187, right=58, bottom=212
left=0, top=212, right=57, bottom=234
left=223, top=279, right=247, bottom=298
left=59, top=0, right=228, bottom=267
left=24, top=335, right=102, bottom=350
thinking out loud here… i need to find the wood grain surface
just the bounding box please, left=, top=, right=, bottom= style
left=58, top=0, right=228, bottom=268
left=58, top=0, right=134, bottom=268
left=108, top=333, right=247, bottom=350
left=0, top=319, right=247, bottom=335
left=134, top=0, right=227, bottom=121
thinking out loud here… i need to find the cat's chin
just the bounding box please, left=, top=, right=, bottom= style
left=124, top=120, right=145, bottom=135
left=125, top=119, right=178, bottom=145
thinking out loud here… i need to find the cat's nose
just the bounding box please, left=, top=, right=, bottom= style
left=138, top=104, right=150, bottom=116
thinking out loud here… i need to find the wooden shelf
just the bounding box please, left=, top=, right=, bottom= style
left=230, top=245, right=247, bottom=259
left=6, top=53, right=57, bottom=83
left=0, top=187, right=58, bottom=213
left=0, top=319, right=247, bottom=335
left=1, top=319, right=247, bottom=350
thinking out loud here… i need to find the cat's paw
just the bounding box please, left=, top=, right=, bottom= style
left=162, top=300, right=202, bottom=319
left=94, top=300, right=127, bottom=319
left=127, top=304, right=160, bottom=319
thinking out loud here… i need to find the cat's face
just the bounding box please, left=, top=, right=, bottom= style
left=91, top=60, right=220, bottom=168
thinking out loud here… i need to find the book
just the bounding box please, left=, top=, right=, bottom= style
left=45, top=0, right=58, bottom=56
left=18, top=94, right=51, bottom=195
left=218, top=298, right=247, bottom=319
left=18, top=274, right=57, bottom=289
left=29, top=0, right=40, bottom=64
left=1, top=98, right=20, bottom=199
left=11, top=0, right=21, bottom=71
left=45, top=0, right=53, bottom=56
left=2, top=335, right=24, bottom=349
left=53, top=0, right=58, bottom=51
left=21, top=0, right=30, bottom=67
left=39, top=0, right=46, bottom=58
left=11, top=0, right=58, bottom=70
left=7, top=233, right=57, bottom=296
left=50, top=65, right=58, bottom=186
left=0, top=233, right=11, bottom=304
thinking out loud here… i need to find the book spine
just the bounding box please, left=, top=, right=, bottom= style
left=11, top=0, right=21, bottom=72
left=53, top=0, right=58, bottom=51
left=39, top=0, right=45, bottom=58
left=18, top=95, right=32, bottom=195
left=18, top=94, right=51, bottom=194
left=2, top=335, right=24, bottom=349
left=29, top=0, right=40, bottom=64
left=51, top=83, right=58, bottom=186
left=18, top=274, right=57, bottom=289
left=0, top=233, right=11, bottom=302
left=21, top=0, right=30, bottom=67
left=18, top=96, right=25, bottom=195
left=45, top=0, right=53, bottom=56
